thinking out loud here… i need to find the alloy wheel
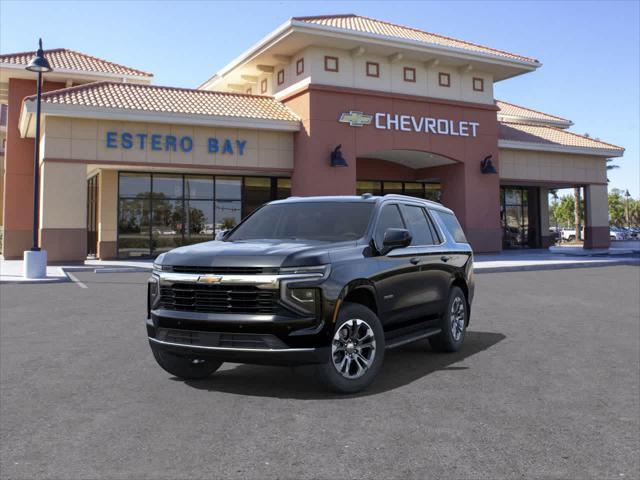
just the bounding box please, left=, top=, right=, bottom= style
left=331, top=318, right=376, bottom=379
left=450, top=296, right=466, bottom=341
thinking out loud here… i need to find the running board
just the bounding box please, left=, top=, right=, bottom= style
left=385, top=327, right=442, bottom=349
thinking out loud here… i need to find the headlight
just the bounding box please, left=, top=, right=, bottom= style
left=152, top=253, right=168, bottom=273
left=283, top=287, right=319, bottom=315
left=280, top=264, right=330, bottom=278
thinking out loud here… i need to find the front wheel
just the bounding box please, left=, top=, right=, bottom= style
left=151, top=346, right=223, bottom=380
left=429, top=286, right=468, bottom=353
left=316, top=302, right=385, bottom=394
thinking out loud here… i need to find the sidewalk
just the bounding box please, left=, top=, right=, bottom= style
left=1, top=249, right=637, bottom=284
left=473, top=249, right=639, bottom=274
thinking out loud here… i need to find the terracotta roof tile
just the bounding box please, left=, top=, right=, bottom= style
left=496, top=100, right=571, bottom=126
left=27, top=81, right=299, bottom=122
left=499, top=122, right=623, bottom=153
left=0, top=48, right=152, bottom=77
left=293, top=14, right=538, bottom=64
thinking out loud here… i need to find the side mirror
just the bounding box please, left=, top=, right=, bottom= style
left=382, top=228, right=412, bottom=254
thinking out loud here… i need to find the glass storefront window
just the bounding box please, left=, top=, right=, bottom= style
left=185, top=176, right=214, bottom=200
left=356, top=181, right=382, bottom=196
left=119, top=173, right=151, bottom=197
left=153, top=174, right=183, bottom=198
left=403, top=182, right=424, bottom=199
left=118, top=197, right=151, bottom=257
left=216, top=176, right=241, bottom=199
left=151, top=199, right=184, bottom=254
left=186, top=200, right=214, bottom=245
left=424, top=184, right=441, bottom=202
left=383, top=182, right=403, bottom=195
left=243, top=177, right=272, bottom=217
left=117, top=173, right=289, bottom=258
left=276, top=178, right=291, bottom=199
left=216, top=201, right=242, bottom=233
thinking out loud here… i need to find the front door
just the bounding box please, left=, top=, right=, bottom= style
left=87, top=175, right=99, bottom=257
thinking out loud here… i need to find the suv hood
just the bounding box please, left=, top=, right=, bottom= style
left=159, top=239, right=345, bottom=268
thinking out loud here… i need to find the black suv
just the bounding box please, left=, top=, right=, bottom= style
left=147, top=194, right=474, bottom=393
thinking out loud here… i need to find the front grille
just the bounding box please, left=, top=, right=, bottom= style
left=156, top=328, right=287, bottom=349
left=170, top=266, right=279, bottom=275
left=159, top=283, right=279, bottom=314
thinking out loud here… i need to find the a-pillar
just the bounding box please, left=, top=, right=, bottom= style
left=98, top=170, right=118, bottom=259
left=539, top=188, right=553, bottom=247
left=39, top=161, right=87, bottom=262
left=584, top=184, right=610, bottom=249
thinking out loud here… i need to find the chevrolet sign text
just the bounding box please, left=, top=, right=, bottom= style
left=374, top=113, right=479, bottom=137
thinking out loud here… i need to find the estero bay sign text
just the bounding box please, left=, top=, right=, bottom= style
left=105, top=131, right=248, bottom=155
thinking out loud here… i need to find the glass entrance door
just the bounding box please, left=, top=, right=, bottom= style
left=501, top=186, right=540, bottom=248
left=86, top=175, right=99, bottom=257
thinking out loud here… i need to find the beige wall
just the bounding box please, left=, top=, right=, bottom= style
left=98, top=169, right=118, bottom=244
left=42, top=117, right=294, bottom=171
left=266, top=46, right=494, bottom=104
left=40, top=161, right=86, bottom=229
left=585, top=184, right=609, bottom=228
left=499, top=149, right=607, bottom=184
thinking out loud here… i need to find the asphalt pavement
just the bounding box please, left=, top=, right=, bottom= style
left=1, top=266, right=638, bottom=479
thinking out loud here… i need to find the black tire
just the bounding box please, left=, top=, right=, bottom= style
left=567, top=235, right=575, bottom=242
left=316, top=302, right=385, bottom=394
left=429, top=286, right=468, bottom=353
left=151, top=346, right=223, bottom=380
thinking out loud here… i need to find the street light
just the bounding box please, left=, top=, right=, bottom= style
left=23, top=39, right=52, bottom=279
left=625, top=189, right=631, bottom=229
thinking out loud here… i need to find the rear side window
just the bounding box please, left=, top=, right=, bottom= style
left=402, top=205, right=436, bottom=246
left=433, top=210, right=467, bottom=243
left=375, top=204, right=405, bottom=247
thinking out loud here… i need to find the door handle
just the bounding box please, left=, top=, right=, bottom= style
left=410, top=257, right=420, bottom=265
left=440, top=255, right=451, bottom=262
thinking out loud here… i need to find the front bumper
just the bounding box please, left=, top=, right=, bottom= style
left=147, top=319, right=329, bottom=365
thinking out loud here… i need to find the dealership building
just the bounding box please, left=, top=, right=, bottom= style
left=0, top=14, right=624, bottom=261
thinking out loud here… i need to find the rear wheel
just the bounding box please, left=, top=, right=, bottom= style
left=316, top=302, right=385, bottom=394
left=429, top=286, right=468, bottom=353
left=151, top=346, right=223, bottom=380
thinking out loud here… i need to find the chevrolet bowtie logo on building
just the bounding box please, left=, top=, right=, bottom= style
left=339, top=111, right=373, bottom=127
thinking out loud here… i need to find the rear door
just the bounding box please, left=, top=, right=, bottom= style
left=399, top=203, right=450, bottom=318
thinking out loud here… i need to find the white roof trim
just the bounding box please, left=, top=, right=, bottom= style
left=498, top=139, right=624, bottom=158
left=497, top=114, right=573, bottom=129
left=0, top=61, right=152, bottom=82
left=19, top=100, right=300, bottom=137
left=199, top=18, right=540, bottom=89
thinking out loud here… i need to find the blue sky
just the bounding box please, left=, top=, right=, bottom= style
left=1, top=0, right=638, bottom=196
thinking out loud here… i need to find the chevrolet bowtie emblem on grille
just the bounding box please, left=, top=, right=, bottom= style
left=198, top=275, right=223, bottom=284
left=339, top=111, right=373, bottom=127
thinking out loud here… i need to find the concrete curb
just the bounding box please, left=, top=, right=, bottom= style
left=474, top=258, right=640, bottom=274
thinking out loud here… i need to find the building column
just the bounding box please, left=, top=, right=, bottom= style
left=98, top=170, right=118, bottom=259
left=285, top=91, right=357, bottom=196
left=39, top=161, right=87, bottom=262
left=539, top=187, right=553, bottom=247
left=2, top=78, right=66, bottom=259
left=425, top=162, right=502, bottom=253
left=584, top=184, right=610, bottom=249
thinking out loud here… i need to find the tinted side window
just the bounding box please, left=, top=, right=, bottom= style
left=375, top=204, right=405, bottom=247
left=433, top=210, right=467, bottom=243
left=403, top=205, right=435, bottom=246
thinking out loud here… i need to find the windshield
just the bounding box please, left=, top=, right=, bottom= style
left=227, top=202, right=374, bottom=242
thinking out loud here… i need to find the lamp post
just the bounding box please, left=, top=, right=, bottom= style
left=23, top=39, right=52, bottom=279
left=624, top=189, right=631, bottom=230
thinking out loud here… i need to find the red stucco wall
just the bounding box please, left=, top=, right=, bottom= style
left=283, top=84, right=502, bottom=252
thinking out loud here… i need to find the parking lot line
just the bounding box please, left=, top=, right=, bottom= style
left=66, top=272, right=88, bottom=289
